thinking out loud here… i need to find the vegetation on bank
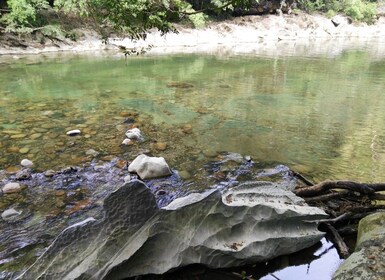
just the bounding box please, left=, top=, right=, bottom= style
left=0, top=0, right=381, bottom=40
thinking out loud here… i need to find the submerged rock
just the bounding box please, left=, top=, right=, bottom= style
left=1, top=208, right=22, bottom=221
left=20, top=159, right=33, bottom=168
left=66, top=129, right=81, bottom=136
left=18, top=180, right=327, bottom=280
left=2, top=182, right=22, bottom=194
left=128, top=154, right=172, bottom=179
left=333, top=212, right=385, bottom=280
left=125, top=128, right=142, bottom=140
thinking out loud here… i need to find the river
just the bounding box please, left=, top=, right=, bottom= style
left=1, top=46, right=385, bottom=279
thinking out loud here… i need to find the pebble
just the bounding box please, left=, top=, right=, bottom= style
left=124, top=175, right=131, bottom=183
left=6, top=147, right=19, bottom=153
left=1, top=208, right=22, bottom=220
left=116, top=159, right=127, bottom=169
left=6, top=166, right=21, bottom=174
left=19, top=147, right=30, bottom=154
left=182, top=124, right=193, bottom=134
left=2, top=182, right=22, bottom=194
left=20, top=159, right=33, bottom=168
left=66, top=129, right=81, bottom=136
left=244, top=155, right=252, bottom=161
left=85, top=149, right=99, bottom=157
left=44, top=170, right=56, bottom=177
left=2, top=130, right=22, bottom=135
left=179, top=170, right=192, bottom=180
left=30, top=133, right=42, bottom=139
left=125, top=128, right=142, bottom=140
left=11, top=134, right=27, bottom=139
left=16, top=169, right=31, bottom=180
left=154, top=142, right=167, bottom=151
left=121, top=139, right=133, bottom=145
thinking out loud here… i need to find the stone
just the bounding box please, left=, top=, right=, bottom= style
left=16, top=169, right=32, bottom=180
left=85, top=149, right=99, bottom=157
left=181, top=124, right=193, bottom=134
left=125, top=128, right=142, bottom=140
left=333, top=212, right=385, bottom=280
left=1, top=208, right=22, bottom=220
left=10, top=134, right=27, bottom=139
left=124, top=175, right=131, bottom=183
left=19, top=147, right=30, bottom=154
left=20, top=159, right=33, bottom=168
left=44, top=170, right=56, bottom=177
left=66, top=129, right=81, bottom=136
left=18, top=180, right=327, bottom=279
left=153, top=142, right=167, bottom=151
left=331, top=15, right=351, bottom=27
left=6, top=166, right=21, bottom=174
left=30, top=133, right=42, bottom=139
left=2, top=182, right=22, bottom=194
left=128, top=154, right=172, bottom=179
left=121, top=138, right=133, bottom=146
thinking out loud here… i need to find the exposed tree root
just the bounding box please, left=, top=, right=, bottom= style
left=291, top=171, right=385, bottom=259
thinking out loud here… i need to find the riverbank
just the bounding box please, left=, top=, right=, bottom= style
left=1, top=12, right=385, bottom=57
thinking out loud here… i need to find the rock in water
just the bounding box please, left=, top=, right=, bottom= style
left=2, top=182, right=22, bottom=194
left=66, top=129, right=81, bottom=136
left=125, top=128, right=142, bottom=140
left=18, top=180, right=327, bottom=280
left=128, top=154, right=172, bottom=179
left=20, top=159, right=33, bottom=168
left=333, top=212, right=385, bottom=280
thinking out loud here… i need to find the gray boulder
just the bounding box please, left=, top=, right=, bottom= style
left=128, top=154, right=172, bottom=179
left=333, top=212, right=385, bottom=280
left=18, top=180, right=327, bottom=280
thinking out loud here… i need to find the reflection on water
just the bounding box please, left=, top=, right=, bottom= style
left=1, top=51, right=385, bottom=183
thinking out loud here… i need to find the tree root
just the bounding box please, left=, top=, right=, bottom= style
left=291, top=171, right=385, bottom=258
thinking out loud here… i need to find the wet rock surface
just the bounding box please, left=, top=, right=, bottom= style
left=0, top=153, right=307, bottom=279
left=333, top=212, right=385, bottom=280
left=18, top=180, right=326, bottom=280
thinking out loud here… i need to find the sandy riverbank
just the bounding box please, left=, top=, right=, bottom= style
left=1, top=12, right=385, bottom=57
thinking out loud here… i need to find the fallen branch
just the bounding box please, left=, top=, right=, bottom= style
left=293, top=180, right=385, bottom=197
left=324, top=223, right=350, bottom=259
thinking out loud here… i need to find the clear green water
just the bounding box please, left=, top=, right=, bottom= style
left=1, top=51, right=385, bottom=183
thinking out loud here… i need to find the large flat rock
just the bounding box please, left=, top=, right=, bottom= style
left=18, top=180, right=327, bottom=280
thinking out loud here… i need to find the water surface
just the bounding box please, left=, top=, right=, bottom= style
left=1, top=51, right=385, bottom=182
left=1, top=49, right=385, bottom=279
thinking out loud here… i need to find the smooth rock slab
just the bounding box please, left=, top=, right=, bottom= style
left=18, top=180, right=327, bottom=280
left=128, top=154, right=172, bottom=179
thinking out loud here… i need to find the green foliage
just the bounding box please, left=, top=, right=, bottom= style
left=298, top=0, right=378, bottom=23
left=1, top=0, right=49, bottom=32
left=54, top=0, right=89, bottom=16
left=344, top=0, right=377, bottom=23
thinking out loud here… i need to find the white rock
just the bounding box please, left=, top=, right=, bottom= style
left=121, top=139, right=133, bottom=145
left=2, top=182, right=22, bottom=194
left=124, top=175, right=131, bottom=183
left=128, top=154, right=172, bottom=179
left=2, top=208, right=22, bottom=220
left=125, top=128, right=142, bottom=140
left=21, top=159, right=34, bottom=168
left=66, top=129, right=81, bottom=136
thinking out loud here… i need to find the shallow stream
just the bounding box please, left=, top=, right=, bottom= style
left=1, top=46, right=385, bottom=279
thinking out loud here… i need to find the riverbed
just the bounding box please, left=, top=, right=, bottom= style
left=1, top=34, right=385, bottom=279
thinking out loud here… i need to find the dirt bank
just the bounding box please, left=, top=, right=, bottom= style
left=1, top=12, right=385, bottom=57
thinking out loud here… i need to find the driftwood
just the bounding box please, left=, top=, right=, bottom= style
left=291, top=173, right=385, bottom=259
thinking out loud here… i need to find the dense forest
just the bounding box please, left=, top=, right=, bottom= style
left=0, top=0, right=381, bottom=40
